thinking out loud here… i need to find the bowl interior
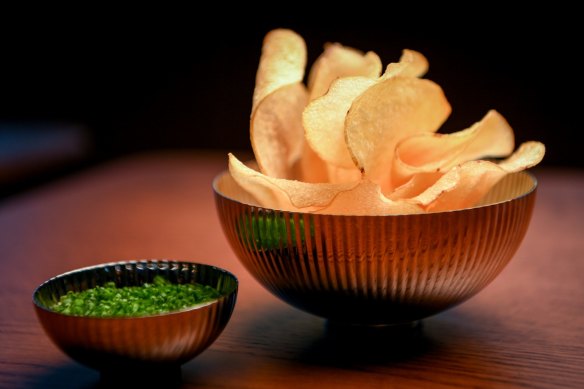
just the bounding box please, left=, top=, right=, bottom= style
left=214, top=169, right=537, bottom=213
left=34, top=260, right=238, bottom=314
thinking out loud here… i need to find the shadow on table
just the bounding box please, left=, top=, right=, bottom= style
left=230, top=301, right=498, bottom=369
left=294, top=307, right=513, bottom=377
left=24, top=306, right=496, bottom=387
left=299, top=320, right=433, bottom=367
left=18, top=362, right=98, bottom=389
left=229, top=302, right=443, bottom=366
left=22, top=361, right=183, bottom=389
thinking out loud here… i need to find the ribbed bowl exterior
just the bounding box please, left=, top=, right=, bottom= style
left=214, top=172, right=536, bottom=325
left=33, top=260, right=237, bottom=370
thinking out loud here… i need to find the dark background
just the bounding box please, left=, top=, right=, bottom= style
left=0, top=8, right=581, bottom=182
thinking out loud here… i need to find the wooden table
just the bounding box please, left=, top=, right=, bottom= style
left=1, top=151, right=582, bottom=388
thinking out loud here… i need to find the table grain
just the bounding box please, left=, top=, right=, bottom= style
left=1, top=151, right=582, bottom=388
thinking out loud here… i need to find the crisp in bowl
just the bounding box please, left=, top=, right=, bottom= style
left=33, top=260, right=238, bottom=372
left=213, top=171, right=536, bottom=326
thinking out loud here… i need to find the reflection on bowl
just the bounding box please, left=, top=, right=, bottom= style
left=33, top=260, right=238, bottom=372
left=213, top=171, right=536, bottom=326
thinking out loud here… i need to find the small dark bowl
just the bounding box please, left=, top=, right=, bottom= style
left=33, top=260, right=238, bottom=373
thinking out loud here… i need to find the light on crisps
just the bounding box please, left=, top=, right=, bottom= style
left=317, top=179, right=423, bottom=215
left=252, top=29, right=306, bottom=112
left=307, top=43, right=382, bottom=101
left=412, top=141, right=545, bottom=212
left=304, top=76, right=376, bottom=169
left=345, top=76, right=452, bottom=192
left=229, top=153, right=357, bottom=211
left=229, top=29, right=545, bottom=216
left=229, top=153, right=421, bottom=215
left=251, top=84, right=308, bottom=179
left=250, top=29, right=308, bottom=179
left=391, top=109, right=515, bottom=189
left=382, top=49, right=429, bottom=79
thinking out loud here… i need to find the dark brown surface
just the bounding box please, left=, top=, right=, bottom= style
left=0, top=151, right=582, bottom=388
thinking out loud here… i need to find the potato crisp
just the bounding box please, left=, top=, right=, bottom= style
left=229, top=29, right=545, bottom=215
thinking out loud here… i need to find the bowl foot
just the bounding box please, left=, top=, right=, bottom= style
left=99, top=363, right=182, bottom=387
left=310, top=320, right=428, bottom=363
left=326, top=320, right=423, bottom=340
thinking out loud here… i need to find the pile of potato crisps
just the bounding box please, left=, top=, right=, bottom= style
left=228, top=29, right=545, bottom=215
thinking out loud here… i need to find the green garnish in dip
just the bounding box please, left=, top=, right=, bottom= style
left=51, top=276, right=221, bottom=317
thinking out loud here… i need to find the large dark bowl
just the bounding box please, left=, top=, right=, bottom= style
left=33, top=260, right=238, bottom=372
left=213, top=171, right=536, bottom=326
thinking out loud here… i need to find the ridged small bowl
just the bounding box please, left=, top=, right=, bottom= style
left=33, top=260, right=238, bottom=372
left=213, top=171, right=536, bottom=326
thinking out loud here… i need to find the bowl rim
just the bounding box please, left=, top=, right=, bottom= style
left=32, top=259, right=238, bottom=320
left=212, top=169, right=538, bottom=217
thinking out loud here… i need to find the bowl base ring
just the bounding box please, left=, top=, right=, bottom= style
left=326, top=319, right=423, bottom=339
left=99, top=363, right=182, bottom=385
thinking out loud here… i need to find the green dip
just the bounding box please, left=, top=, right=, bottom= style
left=50, top=276, right=220, bottom=317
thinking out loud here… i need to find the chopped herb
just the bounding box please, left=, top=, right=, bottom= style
left=50, top=276, right=220, bottom=317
